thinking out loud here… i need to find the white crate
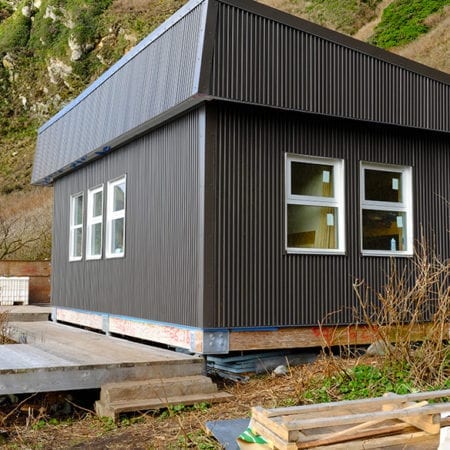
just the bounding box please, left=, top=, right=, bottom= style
left=0, top=277, right=29, bottom=306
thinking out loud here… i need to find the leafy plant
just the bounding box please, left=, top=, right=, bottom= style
left=370, top=0, right=450, bottom=48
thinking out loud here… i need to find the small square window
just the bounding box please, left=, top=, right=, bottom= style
left=286, top=155, right=345, bottom=254
left=361, top=163, right=412, bottom=256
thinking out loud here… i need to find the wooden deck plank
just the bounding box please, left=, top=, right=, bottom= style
left=0, top=321, right=203, bottom=395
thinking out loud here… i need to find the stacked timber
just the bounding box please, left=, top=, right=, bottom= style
left=95, top=375, right=233, bottom=421
left=249, top=390, right=450, bottom=449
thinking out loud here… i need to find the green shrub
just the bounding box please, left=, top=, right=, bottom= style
left=370, top=0, right=450, bottom=48
left=0, top=8, right=32, bottom=55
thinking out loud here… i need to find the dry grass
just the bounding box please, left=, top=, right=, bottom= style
left=352, top=235, right=450, bottom=388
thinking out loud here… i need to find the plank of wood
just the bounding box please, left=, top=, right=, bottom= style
left=250, top=418, right=298, bottom=450
left=260, top=389, right=450, bottom=418
left=296, top=422, right=413, bottom=448
left=382, top=401, right=440, bottom=434
left=252, top=406, right=300, bottom=442
left=294, top=400, right=430, bottom=448
left=228, top=323, right=433, bottom=351
left=312, top=430, right=439, bottom=449
left=282, top=403, right=450, bottom=431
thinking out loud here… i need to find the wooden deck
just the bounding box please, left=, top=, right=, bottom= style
left=0, top=321, right=203, bottom=395
left=0, top=305, right=51, bottom=322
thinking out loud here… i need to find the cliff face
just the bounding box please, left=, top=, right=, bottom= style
left=0, top=0, right=449, bottom=258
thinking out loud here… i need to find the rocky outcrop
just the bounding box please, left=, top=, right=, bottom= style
left=47, top=58, right=72, bottom=86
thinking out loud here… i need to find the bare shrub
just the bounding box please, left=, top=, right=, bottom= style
left=0, top=310, right=10, bottom=344
left=0, top=188, right=52, bottom=260
left=353, top=235, right=450, bottom=388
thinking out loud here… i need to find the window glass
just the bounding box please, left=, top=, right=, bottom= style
left=91, top=222, right=102, bottom=255
left=362, top=210, right=406, bottom=251
left=287, top=205, right=337, bottom=249
left=291, top=162, right=334, bottom=197
left=365, top=169, right=402, bottom=203
left=74, top=227, right=83, bottom=257
left=361, top=163, right=412, bottom=255
left=113, top=182, right=125, bottom=212
left=74, top=195, right=83, bottom=226
left=111, top=218, right=124, bottom=254
left=93, top=191, right=103, bottom=217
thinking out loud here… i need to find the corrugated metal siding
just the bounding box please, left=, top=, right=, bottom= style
left=52, top=111, right=203, bottom=326
left=212, top=104, right=450, bottom=328
left=211, top=1, right=450, bottom=133
left=32, top=0, right=207, bottom=185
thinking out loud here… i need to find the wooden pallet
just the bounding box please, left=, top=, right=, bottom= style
left=249, top=390, right=450, bottom=449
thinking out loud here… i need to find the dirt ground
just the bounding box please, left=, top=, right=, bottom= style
left=0, top=359, right=331, bottom=449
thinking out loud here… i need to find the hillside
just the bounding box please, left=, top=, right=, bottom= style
left=0, top=0, right=450, bottom=259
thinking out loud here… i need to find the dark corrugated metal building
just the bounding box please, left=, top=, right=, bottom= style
left=33, top=0, right=450, bottom=353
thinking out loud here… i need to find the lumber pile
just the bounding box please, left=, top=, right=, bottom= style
left=249, top=389, right=450, bottom=449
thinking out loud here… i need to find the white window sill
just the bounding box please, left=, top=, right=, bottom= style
left=361, top=250, right=413, bottom=258
left=105, top=253, right=125, bottom=259
left=86, top=255, right=102, bottom=261
left=69, top=257, right=82, bottom=262
left=286, top=248, right=346, bottom=256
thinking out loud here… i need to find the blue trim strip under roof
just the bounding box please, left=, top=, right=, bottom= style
left=38, top=0, right=206, bottom=134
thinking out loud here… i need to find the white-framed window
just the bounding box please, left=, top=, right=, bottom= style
left=360, top=162, right=413, bottom=256
left=106, top=175, right=126, bottom=258
left=86, top=185, right=104, bottom=260
left=69, top=192, right=84, bottom=261
left=285, top=154, right=345, bottom=254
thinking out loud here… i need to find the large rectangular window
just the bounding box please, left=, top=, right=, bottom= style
left=361, top=163, right=413, bottom=256
left=106, top=175, right=126, bottom=258
left=86, top=185, right=103, bottom=260
left=69, top=193, right=83, bottom=261
left=286, top=155, right=345, bottom=254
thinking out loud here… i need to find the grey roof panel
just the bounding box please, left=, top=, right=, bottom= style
left=32, top=0, right=208, bottom=185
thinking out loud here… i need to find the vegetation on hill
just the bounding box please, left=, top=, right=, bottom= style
left=370, top=0, right=450, bottom=48
left=0, top=0, right=449, bottom=259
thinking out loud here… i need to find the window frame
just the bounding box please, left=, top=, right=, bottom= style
left=285, top=154, right=346, bottom=255
left=360, top=162, right=413, bottom=257
left=105, top=175, right=126, bottom=259
left=69, top=192, right=84, bottom=262
left=86, top=184, right=104, bottom=260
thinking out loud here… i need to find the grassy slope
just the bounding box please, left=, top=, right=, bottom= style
left=0, top=0, right=449, bottom=259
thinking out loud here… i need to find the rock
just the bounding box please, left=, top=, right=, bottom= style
left=21, top=5, right=31, bottom=17
left=273, top=365, right=288, bottom=376
left=68, top=36, right=83, bottom=61
left=366, top=339, right=393, bottom=356
left=2, top=53, right=17, bottom=83
left=43, top=5, right=58, bottom=21
left=47, top=58, right=72, bottom=85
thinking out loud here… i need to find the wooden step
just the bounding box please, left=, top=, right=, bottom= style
left=95, top=391, right=233, bottom=420
left=100, top=375, right=218, bottom=403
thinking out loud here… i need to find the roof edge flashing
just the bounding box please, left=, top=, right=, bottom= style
left=38, top=0, right=208, bottom=135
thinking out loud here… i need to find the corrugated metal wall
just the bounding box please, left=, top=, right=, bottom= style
left=32, top=0, right=207, bottom=185
left=52, top=111, right=203, bottom=326
left=210, top=103, right=450, bottom=328
left=211, top=1, right=450, bottom=133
